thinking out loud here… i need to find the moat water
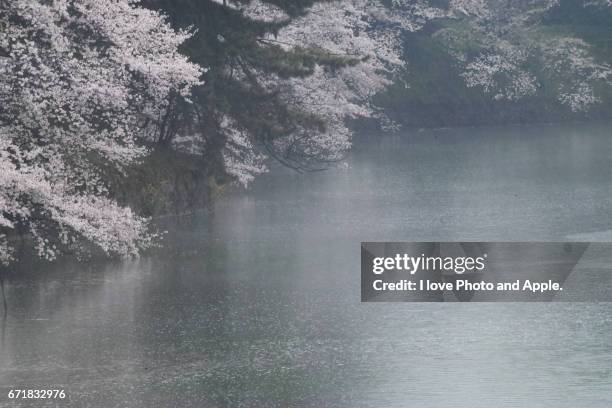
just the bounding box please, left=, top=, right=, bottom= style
left=1, top=122, right=612, bottom=407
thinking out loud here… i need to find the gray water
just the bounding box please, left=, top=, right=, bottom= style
left=1, top=123, right=612, bottom=407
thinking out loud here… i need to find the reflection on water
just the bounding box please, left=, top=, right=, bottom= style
left=1, top=123, right=612, bottom=407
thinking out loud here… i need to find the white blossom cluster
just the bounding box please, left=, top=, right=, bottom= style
left=449, top=0, right=490, bottom=18
left=584, top=0, right=612, bottom=7
left=461, top=42, right=538, bottom=101
left=439, top=0, right=612, bottom=111
left=268, top=0, right=404, bottom=169
left=0, top=0, right=202, bottom=263
left=240, top=0, right=289, bottom=23
left=221, top=116, right=268, bottom=187
left=542, top=37, right=612, bottom=111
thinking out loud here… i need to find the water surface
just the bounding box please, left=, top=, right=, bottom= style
left=1, top=123, right=612, bottom=407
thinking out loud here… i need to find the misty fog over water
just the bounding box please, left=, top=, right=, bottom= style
left=1, top=122, right=612, bottom=407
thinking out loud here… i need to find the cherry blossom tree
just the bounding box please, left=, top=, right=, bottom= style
left=228, top=0, right=411, bottom=176
left=158, top=0, right=446, bottom=186
left=436, top=0, right=612, bottom=111
left=0, top=0, right=202, bottom=264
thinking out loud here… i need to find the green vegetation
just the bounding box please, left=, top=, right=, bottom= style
left=378, top=2, right=612, bottom=128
